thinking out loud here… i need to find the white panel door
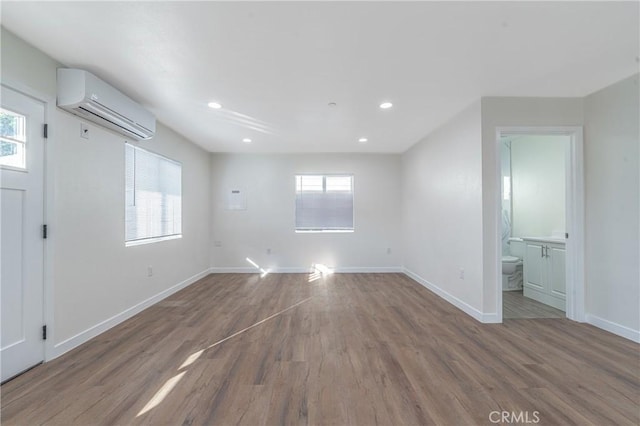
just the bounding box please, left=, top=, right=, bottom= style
left=550, top=246, right=567, bottom=297
left=524, top=243, right=544, bottom=291
left=1, top=85, right=45, bottom=382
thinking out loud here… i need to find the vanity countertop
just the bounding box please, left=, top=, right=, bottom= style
left=521, top=236, right=566, bottom=245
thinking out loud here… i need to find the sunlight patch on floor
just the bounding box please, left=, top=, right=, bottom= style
left=179, top=350, right=204, bottom=370
left=205, top=297, right=312, bottom=350
left=246, top=257, right=270, bottom=277
left=137, top=293, right=312, bottom=418
left=137, top=371, right=186, bottom=417
left=309, top=263, right=333, bottom=282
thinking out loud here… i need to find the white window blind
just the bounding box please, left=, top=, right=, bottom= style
left=295, top=174, right=354, bottom=232
left=125, top=144, right=182, bottom=244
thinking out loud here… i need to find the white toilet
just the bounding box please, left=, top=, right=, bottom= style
left=502, top=238, right=524, bottom=291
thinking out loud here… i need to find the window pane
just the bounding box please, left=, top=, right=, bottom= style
left=0, top=108, right=26, bottom=141
left=0, top=139, right=26, bottom=169
left=125, top=144, right=182, bottom=243
left=295, top=174, right=354, bottom=231
left=326, top=176, right=352, bottom=192
left=297, top=175, right=323, bottom=192
left=125, top=144, right=135, bottom=207
left=0, top=108, right=26, bottom=169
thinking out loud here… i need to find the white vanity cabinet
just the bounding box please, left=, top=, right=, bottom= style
left=522, top=238, right=566, bottom=311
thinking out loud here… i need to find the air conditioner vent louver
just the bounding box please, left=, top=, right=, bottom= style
left=76, top=106, right=148, bottom=140
left=57, top=68, right=155, bottom=140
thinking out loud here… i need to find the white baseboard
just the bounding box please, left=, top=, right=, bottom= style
left=209, top=267, right=309, bottom=274
left=403, top=267, right=491, bottom=323
left=585, top=314, right=640, bottom=343
left=209, top=266, right=403, bottom=274
left=48, top=268, right=211, bottom=360
left=272, top=267, right=310, bottom=273
left=480, top=312, right=501, bottom=323
left=209, top=267, right=258, bottom=273
left=334, top=266, right=403, bottom=273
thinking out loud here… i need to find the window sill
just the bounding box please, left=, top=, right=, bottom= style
left=126, top=234, right=182, bottom=247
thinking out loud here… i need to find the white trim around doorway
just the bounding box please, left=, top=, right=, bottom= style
left=1, top=79, right=57, bottom=362
left=495, top=126, right=585, bottom=323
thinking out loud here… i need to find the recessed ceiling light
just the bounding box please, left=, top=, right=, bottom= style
left=358, top=137, right=368, bottom=143
left=242, top=138, right=252, bottom=143
left=208, top=101, right=222, bottom=109
left=328, top=102, right=337, bottom=107
left=379, top=102, right=393, bottom=109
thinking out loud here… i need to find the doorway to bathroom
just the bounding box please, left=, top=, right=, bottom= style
left=496, top=127, right=584, bottom=322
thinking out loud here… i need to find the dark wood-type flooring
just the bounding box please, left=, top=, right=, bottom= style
left=503, top=290, right=565, bottom=319
left=2, top=273, right=639, bottom=425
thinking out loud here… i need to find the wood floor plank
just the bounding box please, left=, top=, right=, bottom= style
left=503, top=290, right=565, bottom=319
left=2, top=273, right=638, bottom=425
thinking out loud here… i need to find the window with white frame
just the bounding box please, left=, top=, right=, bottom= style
left=125, top=143, right=182, bottom=245
left=295, top=174, right=354, bottom=232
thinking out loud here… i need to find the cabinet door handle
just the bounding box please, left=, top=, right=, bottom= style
left=545, top=245, right=550, bottom=258
left=541, top=246, right=544, bottom=257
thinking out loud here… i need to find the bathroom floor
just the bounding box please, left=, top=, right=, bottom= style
left=503, top=290, right=565, bottom=319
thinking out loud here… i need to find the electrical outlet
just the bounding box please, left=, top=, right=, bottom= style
left=386, top=247, right=392, bottom=254
left=459, top=268, right=465, bottom=280
left=147, top=266, right=153, bottom=277
left=80, top=123, right=90, bottom=139
left=213, top=241, right=222, bottom=247
left=266, top=248, right=272, bottom=255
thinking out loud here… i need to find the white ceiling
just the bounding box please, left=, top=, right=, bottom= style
left=2, top=1, right=638, bottom=153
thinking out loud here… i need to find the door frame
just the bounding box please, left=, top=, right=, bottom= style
left=1, top=80, right=56, bottom=362
left=494, top=126, right=585, bottom=323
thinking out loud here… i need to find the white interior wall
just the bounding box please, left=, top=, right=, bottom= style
left=510, top=135, right=568, bottom=238
left=210, top=153, right=402, bottom=271
left=583, top=74, right=639, bottom=338
left=1, top=29, right=212, bottom=354
left=401, top=102, right=485, bottom=318
left=3, top=26, right=638, bottom=360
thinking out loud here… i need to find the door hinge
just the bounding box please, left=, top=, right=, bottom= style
left=42, top=224, right=48, bottom=239
left=43, top=123, right=48, bottom=139
left=42, top=325, right=47, bottom=340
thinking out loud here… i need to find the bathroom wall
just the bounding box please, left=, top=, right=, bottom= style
left=500, top=141, right=512, bottom=254
left=510, top=135, right=568, bottom=238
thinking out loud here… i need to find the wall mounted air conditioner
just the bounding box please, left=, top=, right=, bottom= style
left=57, top=68, right=156, bottom=140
